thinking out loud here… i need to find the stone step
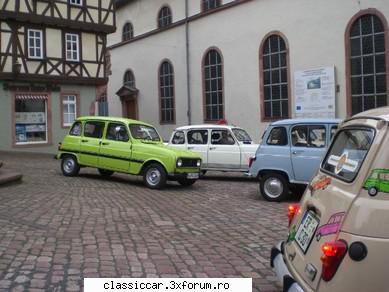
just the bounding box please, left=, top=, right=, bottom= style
left=0, top=171, right=23, bottom=186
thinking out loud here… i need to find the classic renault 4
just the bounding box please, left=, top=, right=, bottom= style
left=168, top=124, right=258, bottom=173
left=57, top=116, right=201, bottom=189
left=271, top=107, right=389, bottom=291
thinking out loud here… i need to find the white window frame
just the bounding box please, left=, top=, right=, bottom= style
left=65, top=33, right=80, bottom=62
left=69, top=0, right=82, bottom=6
left=27, top=29, right=43, bottom=59
left=62, top=95, right=77, bottom=127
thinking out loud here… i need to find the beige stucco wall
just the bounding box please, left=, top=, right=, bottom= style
left=108, top=0, right=389, bottom=142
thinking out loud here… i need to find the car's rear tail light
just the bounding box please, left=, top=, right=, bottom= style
left=248, top=157, right=256, bottom=168
left=57, top=142, right=62, bottom=151
left=320, top=240, right=348, bottom=281
left=288, top=204, right=300, bottom=226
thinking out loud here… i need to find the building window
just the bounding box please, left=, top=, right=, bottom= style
left=122, top=22, right=133, bottom=41
left=159, top=61, right=175, bottom=123
left=65, top=33, right=80, bottom=62
left=124, top=70, right=135, bottom=87
left=202, top=0, right=220, bottom=11
left=69, top=0, right=82, bottom=6
left=349, top=14, right=387, bottom=115
left=261, top=34, right=289, bottom=120
left=15, top=95, right=48, bottom=145
left=27, top=29, right=43, bottom=59
left=62, top=95, right=77, bottom=127
left=203, top=49, right=224, bottom=121
left=158, top=6, right=172, bottom=28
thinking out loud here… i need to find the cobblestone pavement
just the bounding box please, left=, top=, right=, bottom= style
left=0, top=152, right=294, bottom=292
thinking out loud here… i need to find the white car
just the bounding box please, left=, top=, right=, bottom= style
left=167, top=125, right=258, bottom=173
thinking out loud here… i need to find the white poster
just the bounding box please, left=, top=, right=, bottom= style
left=294, top=66, right=336, bottom=118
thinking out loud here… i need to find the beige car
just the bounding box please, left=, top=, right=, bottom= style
left=271, top=107, right=389, bottom=291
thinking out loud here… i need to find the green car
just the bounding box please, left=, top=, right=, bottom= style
left=363, top=168, right=389, bottom=196
left=57, top=116, right=201, bottom=189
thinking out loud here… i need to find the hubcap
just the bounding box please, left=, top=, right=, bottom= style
left=64, top=158, right=75, bottom=173
left=146, top=168, right=161, bottom=186
left=264, top=177, right=283, bottom=198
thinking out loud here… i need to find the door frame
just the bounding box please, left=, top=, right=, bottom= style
left=121, top=94, right=138, bottom=119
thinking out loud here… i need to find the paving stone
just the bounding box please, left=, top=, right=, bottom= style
left=0, top=152, right=293, bottom=291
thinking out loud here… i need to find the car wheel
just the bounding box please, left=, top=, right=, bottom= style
left=260, top=173, right=289, bottom=202
left=143, top=163, right=167, bottom=189
left=178, top=178, right=197, bottom=186
left=98, top=169, right=114, bottom=177
left=368, top=186, right=378, bottom=196
left=61, top=155, right=80, bottom=177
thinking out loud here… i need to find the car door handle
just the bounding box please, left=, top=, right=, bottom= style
left=101, top=142, right=109, bottom=146
left=292, top=150, right=304, bottom=155
left=209, top=147, right=216, bottom=150
left=81, top=139, right=89, bottom=143
left=187, top=146, right=194, bottom=150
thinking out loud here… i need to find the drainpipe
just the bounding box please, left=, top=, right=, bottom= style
left=185, top=0, right=192, bottom=124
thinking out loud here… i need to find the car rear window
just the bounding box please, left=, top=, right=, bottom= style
left=266, top=127, right=287, bottom=146
left=322, top=127, right=375, bottom=182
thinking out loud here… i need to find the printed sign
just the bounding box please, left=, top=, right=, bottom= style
left=294, top=66, right=336, bottom=118
left=15, top=112, right=45, bottom=124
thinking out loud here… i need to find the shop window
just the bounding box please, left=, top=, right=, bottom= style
left=15, top=95, right=48, bottom=145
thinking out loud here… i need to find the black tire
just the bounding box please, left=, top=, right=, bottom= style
left=368, top=186, right=378, bottom=196
left=143, top=163, right=167, bottom=189
left=260, top=172, right=289, bottom=202
left=61, top=155, right=80, bottom=177
left=98, top=169, right=114, bottom=177
left=178, top=178, right=197, bottom=186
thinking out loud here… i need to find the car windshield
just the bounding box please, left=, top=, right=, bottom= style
left=129, top=124, right=161, bottom=141
left=232, top=128, right=252, bottom=143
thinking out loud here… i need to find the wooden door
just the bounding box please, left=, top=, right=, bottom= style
left=125, top=99, right=137, bottom=119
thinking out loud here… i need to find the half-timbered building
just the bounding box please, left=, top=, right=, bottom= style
left=0, top=0, right=115, bottom=152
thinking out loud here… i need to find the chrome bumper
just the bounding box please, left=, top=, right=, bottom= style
left=270, top=241, right=304, bottom=292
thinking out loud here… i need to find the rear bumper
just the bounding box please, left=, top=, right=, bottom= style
left=270, top=241, right=304, bottom=292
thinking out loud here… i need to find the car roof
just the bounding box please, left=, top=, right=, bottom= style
left=76, top=116, right=152, bottom=127
left=270, top=118, right=342, bottom=126
left=350, top=106, right=389, bottom=122
left=174, top=124, right=243, bottom=131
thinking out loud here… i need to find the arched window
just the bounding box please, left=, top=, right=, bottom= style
left=202, top=0, right=220, bottom=11
left=260, top=34, right=289, bottom=120
left=123, top=70, right=135, bottom=88
left=348, top=13, right=387, bottom=115
left=158, top=6, right=172, bottom=28
left=122, top=22, right=133, bottom=41
left=203, top=48, right=224, bottom=121
left=159, top=61, right=175, bottom=123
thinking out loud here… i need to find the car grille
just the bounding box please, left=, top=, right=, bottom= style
left=181, top=158, right=198, bottom=167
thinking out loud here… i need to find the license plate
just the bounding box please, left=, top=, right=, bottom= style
left=295, top=211, right=319, bottom=253
left=187, top=173, right=199, bottom=179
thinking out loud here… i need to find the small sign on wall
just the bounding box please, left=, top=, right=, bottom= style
left=294, top=66, right=336, bottom=118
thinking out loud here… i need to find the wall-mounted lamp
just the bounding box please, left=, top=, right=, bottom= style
left=13, top=60, right=21, bottom=75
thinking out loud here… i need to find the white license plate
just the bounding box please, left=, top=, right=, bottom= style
left=295, top=211, right=319, bottom=253
left=187, top=173, right=199, bottom=179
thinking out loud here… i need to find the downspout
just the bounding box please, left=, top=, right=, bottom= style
left=185, top=0, right=192, bottom=124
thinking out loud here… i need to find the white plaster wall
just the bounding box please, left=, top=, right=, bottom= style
left=108, top=25, right=187, bottom=140
left=108, top=0, right=389, bottom=141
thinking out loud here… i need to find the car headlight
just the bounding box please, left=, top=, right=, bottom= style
left=197, top=160, right=201, bottom=167
left=177, top=159, right=183, bottom=167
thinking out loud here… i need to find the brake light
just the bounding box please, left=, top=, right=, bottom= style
left=320, top=240, right=348, bottom=281
left=287, top=204, right=300, bottom=226
left=248, top=157, right=256, bottom=168
left=57, top=142, right=62, bottom=151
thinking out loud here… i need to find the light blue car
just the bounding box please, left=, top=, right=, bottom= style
left=248, top=118, right=341, bottom=201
